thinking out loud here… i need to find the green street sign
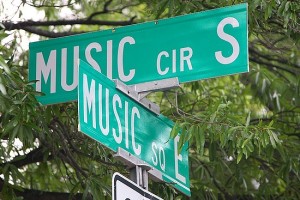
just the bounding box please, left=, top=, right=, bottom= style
left=29, top=3, right=248, bottom=105
left=78, top=60, right=190, bottom=196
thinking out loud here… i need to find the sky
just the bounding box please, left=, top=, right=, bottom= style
left=1, top=0, right=43, bottom=21
left=1, top=0, right=77, bottom=51
left=1, top=0, right=44, bottom=51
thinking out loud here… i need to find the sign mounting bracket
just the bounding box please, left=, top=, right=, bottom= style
left=114, top=79, right=160, bottom=115
left=114, top=77, right=180, bottom=115
left=113, top=147, right=164, bottom=186
left=130, top=77, right=180, bottom=100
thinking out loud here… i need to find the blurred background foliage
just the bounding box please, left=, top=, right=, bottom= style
left=0, top=0, right=299, bottom=199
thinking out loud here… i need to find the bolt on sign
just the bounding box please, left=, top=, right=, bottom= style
left=78, top=60, right=190, bottom=196
left=29, top=3, right=248, bottom=105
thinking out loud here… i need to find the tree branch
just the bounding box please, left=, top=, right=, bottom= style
left=249, top=55, right=296, bottom=76
left=25, top=1, right=76, bottom=8
left=199, top=161, right=231, bottom=198
left=249, top=46, right=300, bottom=71
left=0, top=147, right=51, bottom=169
left=22, top=26, right=82, bottom=38
left=51, top=118, right=124, bottom=168
left=0, top=177, right=88, bottom=200
left=3, top=18, right=134, bottom=29
left=2, top=17, right=136, bottom=38
left=87, top=0, right=113, bottom=20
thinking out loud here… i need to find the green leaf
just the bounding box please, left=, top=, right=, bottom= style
left=0, top=75, right=7, bottom=95
left=198, top=126, right=205, bottom=156
left=284, top=1, right=290, bottom=12
left=170, top=121, right=180, bottom=139
left=243, top=147, right=249, bottom=159
left=278, top=1, right=286, bottom=14
left=69, top=182, right=82, bottom=198
left=0, top=83, right=7, bottom=95
left=271, top=131, right=281, bottom=143
left=269, top=130, right=276, bottom=148
left=3, top=119, right=17, bottom=136
left=242, top=132, right=254, bottom=148
left=10, top=124, right=20, bottom=143
left=217, top=103, right=227, bottom=110
left=268, top=120, right=274, bottom=127
left=82, top=181, right=90, bottom=200
left=245, top=112, right=251, bottom=127
left=220, top=129, right=226, bottom=147
left=263, top=132, right=270, bottom=146
left=0, top=56, right=10, bottom=74
left=209, top=142, right=216, bottom=162
left=264, top=5, right=273, bottom=20
left=210, top=112, right=217, bottom=123
left=186, top=125, right=195, bottom=143
left=245, top=141, right=254, bottom=153
left=155, top=0, right=169, bottom=18
left=178, top=129, right=186, bottom=153
left=237, top=151, right=243, bottom=164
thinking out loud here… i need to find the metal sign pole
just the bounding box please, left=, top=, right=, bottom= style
left=114, top=148, right=164, bottom=191
left=129, top=164, right=151, bottom=190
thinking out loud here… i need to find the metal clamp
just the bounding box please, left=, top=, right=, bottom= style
left=130, top=77, right=180, bottom=100
left=113, top=148, right=163, bottom=190
left=114, top=79, right=160, bottom=115
left=130, top=164, right=152, bottom=190
left=114, top=77, right=180, bottom=115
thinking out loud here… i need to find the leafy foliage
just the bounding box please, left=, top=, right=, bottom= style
left=1, top=0, right=300, bottom=199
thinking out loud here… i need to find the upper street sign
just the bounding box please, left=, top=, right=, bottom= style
left=112, top=172, right=163, bottom=200
left=78, top=60, right=190, bottom=196
left=29, top=3, right=248, bottom=105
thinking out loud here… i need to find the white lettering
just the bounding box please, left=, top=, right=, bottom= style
left=172, top=49, right=176, bottom=73
left=157, top=51, right=169, bottom=75
left=174, top=135, right=186, bottom=183
left=112, top=94, right=122, bottom=144
left=152, top=142, right=158, bottom=166
left=61, top=46, right=79, bottom=91
left=156, top=47, right=193, bottom=75
left=107, top=40, right=113, bottom=79
left=36, top=36, right=140, bottom=94
left=85, top=42, right=101, bottom=72
left=36, top=50, right=57, bottom=93
left=98, top=84, right=109, bottom=135
left=215, top=17, right=240, bottom=64
left=131, top=107, right=141, bottom=155
left=83, top=74, right=96, bottom=128
left=151, top=142, right=166, bottom=172
left=159, top=146, right=166, bottom=171
left=125, top=101, right=129, bottom=149
left=118, top=36, right=135, bottom=82
left=180, top=47, right=193, bottom=71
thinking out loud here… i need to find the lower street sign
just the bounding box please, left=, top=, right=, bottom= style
left=78, top=60, right=190, bottom=196
left=112, top=172, right=163, bottom=200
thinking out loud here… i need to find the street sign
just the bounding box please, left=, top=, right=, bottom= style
left=29, top=3, right=248, bottom=105
left=78, top=60, right=190, bottom=196
left=112, top=172, right=163, bottom=200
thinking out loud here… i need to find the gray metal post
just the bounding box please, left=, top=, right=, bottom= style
left=114, top=148, right=164, bottom=191
left=129, top=164, right=151, bottom=190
